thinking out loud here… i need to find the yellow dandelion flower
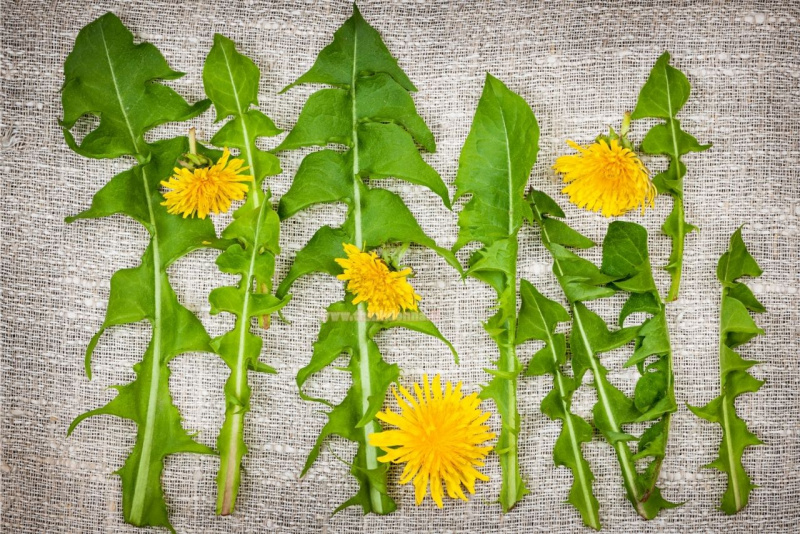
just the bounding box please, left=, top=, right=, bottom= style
left=161, top=148, right=251, bottom=219
left=369, top=374, right=495, bottom=507
left=553, top=138, right=656, bottom=217
left=335, top=243, right=421, bottom=321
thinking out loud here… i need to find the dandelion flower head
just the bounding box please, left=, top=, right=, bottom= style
left=553, top=138, right=655, bottom=217
left=161, top=148, right=250, bottom=219
left=369, top=374, right=495, bottom=507
left=335, top=243, right=421, bottom=321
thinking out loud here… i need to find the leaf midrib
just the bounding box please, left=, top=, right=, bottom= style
left=99, top=23, right=163, bottom=525
left=348, top=27, right=386, bottom=514
left=663, top=62, right=686, bottom=300
left=495, top=85, right=520, bottom=507
left=572, top=303, right=644, bottom=511
left=719, top=285, right=743, bottom=510
left=495, top=91, right=515, bottom=238
left=663, top=64, right=682, bottom=187
left=219, top=194, right=268, bottom=514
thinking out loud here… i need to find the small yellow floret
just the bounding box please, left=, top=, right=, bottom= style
left=369, top=374, right=495, bottom=508
left=553, top=138, right=656, bottom=217
left=161, top=148, right=250, bottom=219
left=335, top=243, right=421, bottom=321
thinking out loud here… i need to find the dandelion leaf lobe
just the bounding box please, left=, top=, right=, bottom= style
left=61, top=13, right=209, bottom=160
left=281, top=4, right=415, bottom=93
left=453, top=74, right=536, bottom=252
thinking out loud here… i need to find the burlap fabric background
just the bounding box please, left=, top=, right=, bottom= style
left=2, top=0, right=798, bottom=532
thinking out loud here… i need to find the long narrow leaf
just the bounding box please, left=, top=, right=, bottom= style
left=276, top=5, right=455, bottom=514
left=521, top=281, right=601, bottom=529
left=202, top=34, right=289, bottom=516
left=689, top=227, right=765, bottom=514
left=453, top=73, right=538, bottom=512
left=63, top=13, right=214, bottom=532
left=632, top=52, right=711, bottom=301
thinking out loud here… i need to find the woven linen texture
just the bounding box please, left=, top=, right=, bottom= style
left=2, top=0, right=799, bottom=532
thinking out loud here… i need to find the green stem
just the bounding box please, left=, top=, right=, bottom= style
left=188, top=127, right=197, bottom=156
left=497, top=240, right=520, bottom=512
left=130, top=161, right=164, bottom=526
left=217, top=191, right=269, bottom=515
left=217, top=326, right=246, bottom=516
left=620, top=111, right=631, bottom=138
left=356, top=308, right=384, bottom=513
left=498, top=277, right=520, bottom=511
